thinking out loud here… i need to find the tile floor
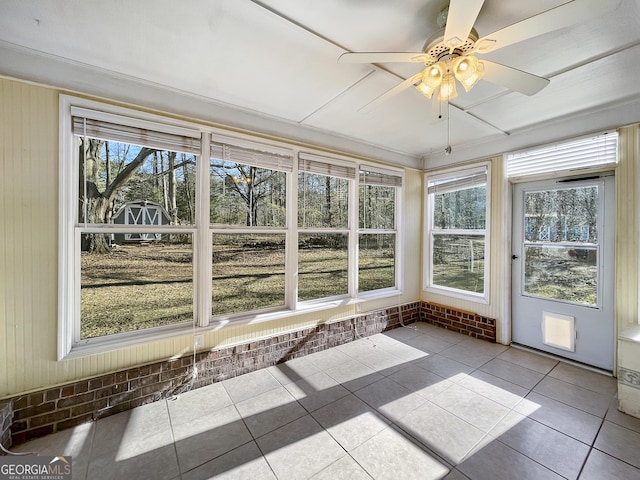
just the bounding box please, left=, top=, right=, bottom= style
left=12, top=323, right=640, bottom=479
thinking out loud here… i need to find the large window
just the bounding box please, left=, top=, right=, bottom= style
left=358, top=168, right=401, bottom=293
left=60, top=98, right=403, bottom=358
left=297, top=154, right=353, bottom=301
left=210, top=140, right=292, bottom=315
left=425, top=165, right=490, bottom=300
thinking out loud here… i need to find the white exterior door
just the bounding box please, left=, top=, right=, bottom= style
left=511, top=175, right=615, bottom=371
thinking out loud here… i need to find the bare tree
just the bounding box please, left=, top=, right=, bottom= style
left=79, top=138, right=157, bottom=252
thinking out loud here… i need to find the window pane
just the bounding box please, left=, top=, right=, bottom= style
left=359, top=184, right=395, bottom=229
left=78, top=138, right=197, bottom=226
left=298, top=233, right=348, bottom=301
left=212, top=234, right=285, bottom=315
left=433, top=185, right=486, bottom=230
left=432, top=234, right=485, bottom=293
left=210, top=159, right=286, bottom=227
left=298, top=173, right=349, bottom=228
left=524, top=245, right=597, bottom=306
left=80, top=233, right=193, bottom=339
left=359, top=234, right=395, bottom=292
left=524, top=186, right=598, bottom=243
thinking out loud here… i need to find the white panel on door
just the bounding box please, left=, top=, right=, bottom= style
left=542, top=311, right=576, bottom=352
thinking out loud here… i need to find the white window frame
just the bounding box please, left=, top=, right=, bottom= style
left=357, top=164, right=404, bottom=298
left=59, top=95, right=405, bottom=359
left=58, top=96, right=206, bottom=360
left=297, top=152, right=356, bottom=305
left=423, top=162, right=491, bottom=304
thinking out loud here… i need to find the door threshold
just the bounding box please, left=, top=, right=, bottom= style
left=510, top=343, right=613, bottom=377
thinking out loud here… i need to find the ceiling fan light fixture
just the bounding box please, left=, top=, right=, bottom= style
left=438, top=72, right=458, bottom=101
left=416, top=61, right=445, bottom=98
left=453, top=55, right=484, bottom=92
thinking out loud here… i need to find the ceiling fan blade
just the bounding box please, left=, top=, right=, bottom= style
left=475, top=0, right=622, bottom=53
left=444, top=0, right=485, bottom=49
left=338, top=52, right=428, bottom=64
left=482, top=60, right=549, bottom=96
left=359, top=72, right=423, bottom=112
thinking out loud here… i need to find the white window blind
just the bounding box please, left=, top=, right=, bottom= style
left=360, top=169, right=403, bottom=187
left=507, top=132, right=618, bottom=180
left=210, top=142, right=293, bottom=172
left=299, top=153, right=357, bottom=180
left=71, top=113, right=201, bottom=155
left=427, top=168, right=487, bottom=195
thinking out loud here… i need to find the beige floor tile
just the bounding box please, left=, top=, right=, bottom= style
left=181, top=441, right=276, bottom=480
left=234, top=386, right=307, bottom=438
left=284, top=371, right=351, bottom=412
left=594, top=420, right=640, bottom=468
left=458, top=440, right=563, bottom=480
left=533, top=376, right=612, bottom=417
left=431, top=384, right=510, bottom=433
left=355, top=377, right=429, bottom=422
left=496, top=416, right=590, bottom=479
left=350, top=426, right=450, bottom=480
left=548, top=363, right=617, bottom=396
left=312, top=394, right=389, bottom=452
left=497, top=348, right=558, bottom=375
left=256, top=415, right=345, bottom=480
left=514, top=391, right=602, bottom=444
left=222, top=368, right=281, bottom=404
left=479, top=358, right=544, bottom=390
left=398, top=401, right=485, bottom=464
left=580, top=448, right=640, bottom=480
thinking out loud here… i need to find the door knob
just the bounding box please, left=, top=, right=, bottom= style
left=512, top=254, right=519, bottom=260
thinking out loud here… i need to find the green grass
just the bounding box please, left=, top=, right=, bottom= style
left=81, top=242, right=395, bottom=338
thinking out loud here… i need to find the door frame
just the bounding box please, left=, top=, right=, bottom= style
left=509, top=173, right=615, bottom=371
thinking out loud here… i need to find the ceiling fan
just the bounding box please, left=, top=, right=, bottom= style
left=339, top=0, right=621, bottom=110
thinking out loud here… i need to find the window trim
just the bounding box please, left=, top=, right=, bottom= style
left=59, top=95, right=404, bottom=360
left=423, top=162, right=491, bottom=304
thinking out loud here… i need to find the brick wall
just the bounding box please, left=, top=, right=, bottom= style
left=1, top=401, right=12, bottom=454
left=421, top=301, right=497, bottom=342
left=9, top=303, right=420, bottom=445
left=7, top=301, right=495, bottom=446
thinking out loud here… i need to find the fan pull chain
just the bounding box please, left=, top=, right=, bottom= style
left=445, top=100, right=452, bottom=155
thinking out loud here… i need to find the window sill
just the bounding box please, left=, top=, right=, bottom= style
left=61, top=289, right=404, bottom=360
left=423, top=285, right=489, bottom=305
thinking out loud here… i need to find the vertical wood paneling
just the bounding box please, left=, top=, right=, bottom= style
left=422, top=156, right=505, bottom=323
left=616, top=125, right=640, bottom=331
left=1, top=77, right=425, bottom=399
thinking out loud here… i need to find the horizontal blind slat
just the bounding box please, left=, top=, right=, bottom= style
left=427, top=171, right=487, bottom=194
left=210, top=142, right=293, bottom=172
left=507, top=132, right=618, bottom=178
left=72, top=117, right=201, bottom=155
left=359, top=170, right=402, bottom=187
left=298, top=153, right=356, bottom=179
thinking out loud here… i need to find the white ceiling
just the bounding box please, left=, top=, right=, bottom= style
left=1, top=0, right=639, bottom=169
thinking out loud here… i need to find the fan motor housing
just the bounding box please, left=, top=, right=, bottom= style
left=422, top=27, right=479, bottom=62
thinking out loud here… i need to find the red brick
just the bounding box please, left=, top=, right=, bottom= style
left=58, top=392, right=95, bottom=408
left=30, top=409, right=71, bottom=428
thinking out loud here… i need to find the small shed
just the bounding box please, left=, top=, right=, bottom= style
left=111, top=200, right=172, bottom=243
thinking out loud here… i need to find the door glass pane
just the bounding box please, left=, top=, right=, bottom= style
left=524, top=186, right=598, bottom=243
left=524, top=245, right=597, bottom=306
